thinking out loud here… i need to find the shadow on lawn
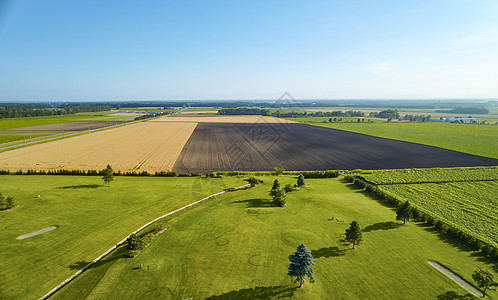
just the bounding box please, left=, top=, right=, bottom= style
left=69, top=260, right=90, bottom=270
left=232, top=198, right=278, bottom=208
left=68, top=245, right=128, bottom=271
left=57, top=184, right=101, bottom=189
left=363, top=221, right=402, bottom=232
left=436, top=291, right=476, bottom=300
left=311, top=246, right=347, bottom=258
left=206, top=285, right=297, bottom=299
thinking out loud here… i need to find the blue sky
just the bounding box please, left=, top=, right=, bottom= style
left=0, top=0, right=497, bottom=101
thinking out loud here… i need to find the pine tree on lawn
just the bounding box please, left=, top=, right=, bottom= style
left=273, top=187, right=287, bottom=207
left=288, top=243, right=316, bottom=288
left=297, top=174, right=305, bottom=188
left=269, top=179, right=280, bottom=198
left=345, top=220, right=363, bottom=249
left=102, top=164, right=114, bottom=187
left=396, top=201, right=413, bottom=225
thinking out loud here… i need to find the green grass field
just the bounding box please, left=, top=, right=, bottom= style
left=380, top=181, right=498, bottom=244
left=46, top=176, right=497, bottom=299
left=289, top=117, right=498, bottom=159
left=0, top=115, right=102, bottom=130
left=0, top=175, right=244, bottom=299
left=359, top=166, right=498, bottom=184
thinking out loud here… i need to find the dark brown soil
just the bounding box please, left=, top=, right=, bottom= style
left=5, top=121, right=128, bottom=131
left=172, top=123, right=498, bottom=173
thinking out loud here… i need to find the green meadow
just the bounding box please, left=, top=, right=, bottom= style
left=0, top=175, right=244, bottom=299
left=44, top=176, right=496, bottom=299
left=289, top=117, right=498, bottom=159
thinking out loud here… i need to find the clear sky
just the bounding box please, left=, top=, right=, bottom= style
left=0, top=0, right=497, bottom=101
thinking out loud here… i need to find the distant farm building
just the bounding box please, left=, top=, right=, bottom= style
left=431, top=117, right=477, bottom=123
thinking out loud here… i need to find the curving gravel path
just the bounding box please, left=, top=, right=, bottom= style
left=428, top=260, right=483, bottom=298
left=38, top=183, right=250, bottom=300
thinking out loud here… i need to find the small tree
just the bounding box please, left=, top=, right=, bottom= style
left=0, top=193, right=6, bottom=210
left=472, top=267, right=497, bottom=297
left=247, top=177, right=261, bottom=187
left=102, top=164, right=114, bottom=187
left=297, top=174, right=305, bottom=188
left=274, top=167, right=285, bottom=175
left=288, top=243, right=315, bottom=288
left=269, top=179, right=281, bottom=198
left=273, top=187, right=287, bottom=207
left=396, top=201, right=413, bottom=225
left=127, top=233, right=142, bottom=250
left=6, top=197, right=14, bottom=210
left=345, top=221, right=363, bottom=249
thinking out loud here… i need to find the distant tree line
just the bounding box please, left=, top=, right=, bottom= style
left=133, top=112, right=163, bottom=121
left=402, top=114, right=432, bottom=122
left=368, top=109, right=400, bottom=119
left=0, top=103, right=111, bottom=119
left=435, top=107, right=489, bottom=114
left=217, top=108, right=365, bottom=118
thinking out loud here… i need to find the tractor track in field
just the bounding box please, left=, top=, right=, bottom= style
left=38, top=183, right=250, bottom=300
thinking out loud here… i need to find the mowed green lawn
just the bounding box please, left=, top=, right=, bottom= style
left=0, top=175, right=245, bottom=299
left=289, top=117, right=498, bottom=159
left=54, top=177, right=496, bottom=299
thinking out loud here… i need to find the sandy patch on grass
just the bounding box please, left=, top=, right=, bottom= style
left=428, top=261, right=483, bottom=297
left=17, top=226, right=58, bottom=240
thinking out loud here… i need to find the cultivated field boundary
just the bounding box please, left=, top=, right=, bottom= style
left=428, top=261, right=483, bottom=297
left=39, top=183, right=250, bottom=300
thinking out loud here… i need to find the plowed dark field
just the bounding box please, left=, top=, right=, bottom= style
left=172, top=123, right=498, bottom=173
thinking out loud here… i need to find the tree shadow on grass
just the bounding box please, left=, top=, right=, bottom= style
left=205, top=285, right=297, bottom=299
left=311, top=246, right=347, bottom=258
left=232, top=198, right=278, bottom=208
left=363, top=221, right=402, bottom=232
left=69, top=260, right=91, bottom=270
left=68, top=245, right=128, bottom=271
left=469, top=252, right=498, bottom=273
left=436, top=291, right=476, bottom=300
left=417, top=222, right=475, bottom=254
left=344, top=183, right=364, bottom=191
left=57, top=184, right=101, bottom=189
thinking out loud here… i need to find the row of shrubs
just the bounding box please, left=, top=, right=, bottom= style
left=0, top=169, right=201, bottom=177
left=343, top=176, right=498, bottom=258
left=215, top=170, right=341, bottom=178
left=0, top=169, right=341, bottom=178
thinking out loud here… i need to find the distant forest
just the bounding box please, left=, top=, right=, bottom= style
left=0, top=103, right=111, bottom=119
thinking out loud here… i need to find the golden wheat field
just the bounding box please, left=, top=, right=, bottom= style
left=0, top=121, right=197, bottom=172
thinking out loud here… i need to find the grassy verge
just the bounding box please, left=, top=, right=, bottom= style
left=289, top=117, right=498, bottom=159
left=0, top=175, right=244, bottom=299
left=53, top=177, right=496, bottom=299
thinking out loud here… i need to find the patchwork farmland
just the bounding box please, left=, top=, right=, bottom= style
left=0, top=116, right=496, bottom=173
left=172, top=122, right=498, bottom=174
left=0, top=121, right=197, bottom=173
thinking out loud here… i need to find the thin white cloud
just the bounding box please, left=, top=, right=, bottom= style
left=366, top=62, right=390, bottom=75
left=466, top=35, right=498, bottom=41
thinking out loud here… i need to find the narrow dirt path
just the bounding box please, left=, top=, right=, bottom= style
left=428, top=260, right=483, bottom=298
left=39, top=183, right=250, bottom=300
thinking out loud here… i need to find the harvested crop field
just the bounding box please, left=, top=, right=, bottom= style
left=172, top=123, right=498, bottom=173
left=0, top=122, right=197, bottom=172
left=4, top=121, right=128, bottom=131
left=150, top=115, right=296, bottom=123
